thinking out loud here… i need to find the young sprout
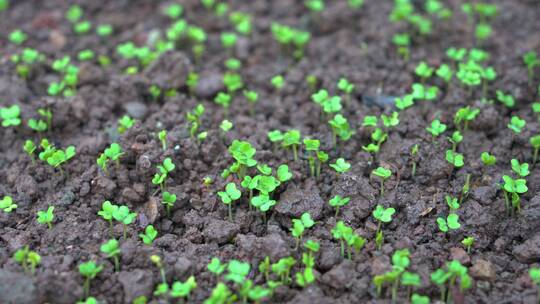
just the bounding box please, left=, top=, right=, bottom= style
left=214, top=92, right=232, bottom=117
left=118, top=115, right=135, bottom=134
left=372, top=167, right=392, bottom=196
left=97, top=143, right=123, bottom=174
left=151, top=255, right=167, bottom=286
left=304, top=138, right=320, bottom=177
left=338, top=78, right=355, bottom=104
left=13, top=246, right=41, bottom=274
left=223, top=73, right=243, bottom=93
left=268, top=130, right=284, bottom=153
left=415, top=61, right=434, bottom=84
left=381, top=112, right=400, bottom=128
left=96, top=24, right=113, bottom=37
left=208, top=257, right=227, bottom=277
left=220, top=120, right=233, bottom=134
left=496, top=90, right=515, bottom=108
left=186, top=104, right=205, bottom=138
left=454, top=106, right=480, bottom=131
left=277, top=164, right=293, bottom=182
left=329, top=158, right=351, bottom=174
left=446, top=150, right=464, bottom=168
left=431, top=260, right=472, bottom=303
left=112, top=205, right=137, bottom=239
left=502, top=175, right=528, bottom=214
left=290, top=212, right=315, bottom=250
left=328, top=114, right=353, bottom=147
left=0, top=196, right=17, bottom=213
left=529, top=267, right=540, bottom=302
left=100, top=239, right=121, bottom=271
left=480, top=152, right=496, bottom=166
left=329, top=195, right=350, bottom=217
left=243, top=90, right=259, bottom=116
left=448, top=131, right=463, bottom=152
left=316, top=151, right=328, bottom=177
left=372, top=205, right=396, bottom=250
left=37, top=206, right=54, bottom=229
left=79, top=261, right=103, bottom=298
left=98, top=201, right=118, bottom=237
left=162, top=191, right=177, bottom=217
left=250, top=194, right=276, bottom=223
left=461, top=236, right=474, bottom=254
left=221, top=32, right=237, bottom=50
left=331, top=221, right=366, bottom=259
left=426, top=119, right=446, bottom=139
left=436, top=64, right=453, bottom=83
left=395, top=94, right=414, bottom=111
left=272, top=256, right=297, bottom=284
left=171, top=276, right=197, bottom=300
left=437, top=214, right=461, bottom=233
left=410, top=144, right=419, bottom=177
left=282, top=130, right=301, bottom=161
left=445, top=195, right=460, bottom=213
left=228, top=140, right=257, bottom=178
left=523, top=51, right=540, bottom=85
left=392, top=33, right=410, bottom=61
left=218, top=183, right=241, bottom=221
left=511, top=159, right=530, bottom=177
left=139, top=225, right=158, bottom=245
left=9, top=29, right=27, bottom=45
left=305, top=0, right=325, bottom=12
left=158, top=130, right=167, bottom=151
left=271, top=75, right=285, bottom=91
left=152, top=158, right=175, bottom=189
left=411, top=293, right=430, bottom=304
left=0, top=105, right=22, bottom=127
left=186, top=72, right=199, bottom=95
left=531, top=135, right=540, bottom=165
left=508, top=116, right=526, bottom=134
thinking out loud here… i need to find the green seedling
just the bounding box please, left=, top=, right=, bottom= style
left=44, top=145, right=76, bottom=175
left=531, top=135, right=540, bottom=164
left=158, top=130, right=167, bottom=150
left=228, top=140, right=257, bottom=178
left=330, top=158, right=351, bottom=174
left=224, top=58, right=241, bottom=71
left=66, top=4, right=82, bottom=22
left=349, top=0, right=364, bottom=9
left=79, top=261, right=103, bottom=298
left=77, top=297, right=98, bottom=304
left=162, top=191, right=176, bottom=217
left=272, top=257, right=296, bottom=284
left=28, top=108, right=53, bottom=132
left=214, top=92, right=232, bottom=117
left=372, top=167, right=392, bottom=196
left=415, top=61, right=434, bottom=84
left=163, top=3, right=183, bottom=18
left=316, top=151, right=328, bottom=177
left=78, top=49, right=95, bottom=61
left=97, top=143, right=123, bottom=174
left=329, top=195, right=350, bottom=217
left=113, top=205, right=137, bottom=239
left=426, top=119, right=446, bottom=139
left=304, top=138, right=320, bottom=177
left=37, top=206, right=54, bottom=229
left=447, top=47, right=467, bottom=65
left=277, top=164, right=293, bottom=182
left=296, top=253, right=316, bottom=288
left=208, top=257, right=227, bottom=277
left=218, top=183, right=241, bottom=221
left=411, top=83, right=438, bottom=101
left=250, top=194, right=276, bottom=223
left=454, top=106, right=480, bottom=131
left=282, top=130, right=301, bottom=161
left=445, top=195, right=459, bottom=213
left=373, top=205, right=396, bottom=250
left=271, top=23, right=311, bottom=58
left=395, top=94, right=414, bottom=111
left=411, top=293, right=430, bottom=304
left=446, top=150, right=464, bottom=168
left=151, top=255, right=167, bottom=287
left=225, top=259, right=250, bottom=284
left=171, top=276, right=197, bottom=299
left=381, top=112, right=400, bottom=128
left=529, top=267, right=540, bottom=302
left=0, top=196, right=17, bottom=213
left=392, top=33, right=410, bottom=61
left=98, top=201, right=118, bottom=237
left=205, top=283, right=233, bottom=304
left=268, top=130, right=284, bottom=153
left=229, top=11, right=252, bottom=34
left=96, top=24, right=113, bottom=37
left=118, top=115, right=135, bottom=134
left=74, top=20, right=92, bottom=34
left=502, top=175, right=528, bottom=214
left=9, top=29, right=27, bottom=45
left=243, top=90, right=259, bottom=116
left=305, top=0, right=324, bottom=12
left=220, top=120, right=233, bottom=134
left=410, top=144, right=419, bottom=177
left=100, top=239, right=121, bottom=271
left=481, top=152, right=496, bottom=166
left=523, top=51, right=540, bottom=85
left=271, top=75, right=285, bottom=91
left=431, top=260, right=472, bottom=303
left=362, top=128, right=388, bottom=155
left=221, top=32, right=237, bottom=50
left=186, top=104, right=205, bottom=138
left=328, top=114, right=353, bottom=146
left=508, top=116, right=526, bottom=134
left=448, top=131, right=463, bottom=152
left=223, top=73, right=243, bottom=93
left=139, top=225, right=158, bottom=245
left=331, top=220, right=366, bottom=259
left=496, top=90, right=515, bottom=108
left=373, top=249, right=413, bottom=303
left=152, top=158, right=175, bottom=189
left=290, top=212, right=315, bottom=250
left=436, top=64, right=453, bottom=83
left=437, top=214, right=461, bottom=233
left=460, top=173, right=471, bottom=205
left=186, top=72, right=199, bottom=95
left=338, top=78, right=355, bottom=104
left=511, top=159, right=530, bottom=177
left=0, top=105, right=21, bottom=127
left=461, top=236, right=474, bottom=254
left=14, top=246, right=41, bottom=274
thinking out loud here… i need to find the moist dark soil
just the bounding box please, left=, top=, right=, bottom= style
left=1, top=0, right=540, bottom=303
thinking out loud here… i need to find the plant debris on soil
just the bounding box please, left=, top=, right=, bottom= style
left=1, top=0, right=540, bottom=303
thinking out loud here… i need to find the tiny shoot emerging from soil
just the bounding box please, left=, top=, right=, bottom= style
left=0, top=104, right=21, bottom=127
left=79, top=261, right=103, bottom=298
left=97, top=143, right=123, bottom=174
left=0, top=196, right=17, bottom=213
left=373, top=205, right=396, bottom=250
left=331, top=221, right=366, bottom=260
left=290, top=212, right=315, bottom=250
left=481, top=152, right=496, bottom=166
left=531, top=135, right=540, bottom=165
left=228, top=140, right=257, bottom=178
left=437, top=214, right=461, bottom=233
left=304, top=138, right=320, bottom=177
left=118, top=115, right=135, bottom=134
left=158, top=130, right=167, bottom=150
left=529, top=267, right=540, bottom=302
left=37, top=206, right=54, bottom=229
left=162, top=191, right=176, bottom=217
left=139, top=225, right=158, bottom=245
left=523, top=51, right=540, bottom=86
left=218, top=183, right=241, bottom=221
left=448, top=131, right=463, bottom=152
left=329, top=195, right=350, bottom=217
left=13, top=246, right=41, bottom=274
left=430, top=260, right=472, bottom=303
left=502, top=175, right=528, bottom=214
left=282, top=130, right=301, bottom=161
left=508, top=116, right=526, bottom=134
left=372, top=167, right=392, bottom=196
left=112, top=205, right=137, bottom=239
left=152, top=158, right=175, bottom=189
left=410, top=144, right=419, bottom=177
left=151, top=255, right=167, bottom=285
left=426, top=119, right=446, bottom=139
left=446, top=150, right=464, bottom=169
left=446, top=195, right=460, bottom=213
left=100, top=239, right=121, bottom=271
left=98, top=201, right=118, bottom=237
left=461, top=236, right=474, bottom=254
left=330, top=158, right=351, bottom=174
left=511, top=159, right=530, bottom=177
left=271, top=75, right=285, bottom=91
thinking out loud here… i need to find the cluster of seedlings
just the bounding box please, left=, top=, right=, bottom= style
left=1, top=0, right=540, bottom=303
